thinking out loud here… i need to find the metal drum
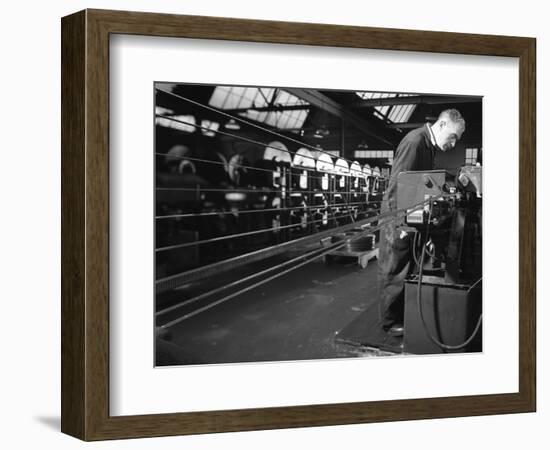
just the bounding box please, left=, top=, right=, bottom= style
left=334, top=158, right=350, bottom=191
left=333, top=158, right=349, bottom=217
left=349, top=161, right=362, bottom=219
left=315, top=152, right=334, bottom=191
left=312, top=152, right=333, bottom=227
left=350, top=161, right=362, bottom=190
left=292, top=147, right=315, bottom=190
left=372, top=166, right=381, bottom=192
left=363, top=164, right=372, bottom=194
left=253, top=141, right=292, bottom=188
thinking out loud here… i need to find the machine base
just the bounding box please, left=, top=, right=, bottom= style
left=404, top=278, right=482, bottom=354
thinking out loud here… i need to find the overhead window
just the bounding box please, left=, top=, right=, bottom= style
left=209, top=87, right=309, bottom=130
left=465, top=148, right=479, bottom=165
left=375, top=105, right=390, bottom=116
left=356, top=91, right=417, bottom=124
left=155, top=106, right=197, bottom=133
left=388, top=104, right=416, bottom=123
left=354, top=150, right=394, bottom=159
left=209, top=86, right=275, bottom=110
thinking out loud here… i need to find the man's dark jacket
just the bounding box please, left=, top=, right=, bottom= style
left=384, top=124, right=437, bottom=210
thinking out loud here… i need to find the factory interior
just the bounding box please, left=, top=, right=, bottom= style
left=154, top=83, right=483, bottom=366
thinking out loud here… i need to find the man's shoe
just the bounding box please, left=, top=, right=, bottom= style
left=387, top=324, right=404, bottom=337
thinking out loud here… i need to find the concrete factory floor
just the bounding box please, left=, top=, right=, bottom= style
left=156, top=256, right=384, bottom=366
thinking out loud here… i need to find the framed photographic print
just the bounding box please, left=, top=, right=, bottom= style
left=61, top=9, right=536, bottom=441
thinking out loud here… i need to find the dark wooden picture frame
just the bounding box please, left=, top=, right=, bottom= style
left=61, top=9, right=536, bottom=441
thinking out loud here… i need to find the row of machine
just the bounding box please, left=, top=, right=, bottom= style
left=155, top=140, right=388, bottom=280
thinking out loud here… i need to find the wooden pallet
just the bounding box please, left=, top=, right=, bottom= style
left=325, top=247, right=378, bottom=269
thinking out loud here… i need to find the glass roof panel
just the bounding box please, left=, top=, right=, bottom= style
left=357, top=92, right=417, bottom=123
left=389, top=104, right=416, bottom=123
left=356, top=91, right=400, bottom=100
left=209, top=86, right=274, bottom=110
left=374, top=105, right=390, bottom=117
left=216, top=88, right=309, bottom=129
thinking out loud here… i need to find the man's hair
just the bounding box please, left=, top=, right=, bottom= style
left=437, top=108, right=466, bottom=132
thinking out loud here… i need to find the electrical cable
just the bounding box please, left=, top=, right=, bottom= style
left=411, top=230, right=420, bottom=267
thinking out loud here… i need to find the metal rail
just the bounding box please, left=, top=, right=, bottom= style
left=156, top=231, right=373, bottom=317
left=156, top=214, right=358, bottom=252
left=157, top=219, right=388, bottom=329
left=157, top=187, right=373, bottom=196
left=156, top=202, right=379, bottom=220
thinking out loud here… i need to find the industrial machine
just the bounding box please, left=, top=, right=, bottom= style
left=396, top=168, right=482, bottom=354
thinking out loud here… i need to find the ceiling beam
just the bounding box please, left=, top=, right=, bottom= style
left=386, top=122, right=427, bottom=129
left=387, top=121, right=483, bottom=130
left=223, top=104, right=311, bottom=114
left=353, top=95, right=482, bottom=108
left=283, top=88, right=394, bottom=146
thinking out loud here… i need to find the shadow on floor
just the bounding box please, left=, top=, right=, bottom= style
left=34, top=416, right=60, bottom=431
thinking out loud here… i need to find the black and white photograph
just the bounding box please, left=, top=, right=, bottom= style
left=154, top=83, right=483, bottom=366
left=3, top=0, right=543, bottom=446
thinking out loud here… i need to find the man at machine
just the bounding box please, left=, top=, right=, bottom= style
left=377, top=109, right=466, bottom=337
